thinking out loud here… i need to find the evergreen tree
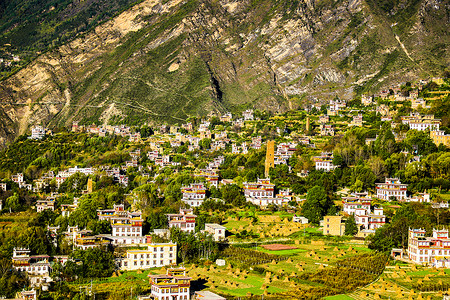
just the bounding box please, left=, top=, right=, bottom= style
left=344, top=215, right=358, bottom=236
left=301, top=186, right=334, bottom=224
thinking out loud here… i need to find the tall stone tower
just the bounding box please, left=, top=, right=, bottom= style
left=265, top=140, right=275, bottom=177
left=306, top=117, right=310, bottom=132
left=87, top=178, right=93, bottom=193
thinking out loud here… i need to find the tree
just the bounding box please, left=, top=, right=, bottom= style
left=368, top=204, right=431, bottom=252
left=70, top=247, right=115, bottom=278
left=374, top=123, right=397, bottom=158
left=5, top=193, right=20, bottom=212
left=221, top=184, right=246, bottom=206
left=301, top=186, right=333, bottom=225
left=403, top=130, right=437, bottom=156
left=344, top=215, right=358, bottom=236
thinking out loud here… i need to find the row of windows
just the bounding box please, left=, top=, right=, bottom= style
left=131, top=253, right=173, bottom=259
left=114, top=233, right=141, bottom=237
left=183, top=194, right=205, bottom=199
left=123, top=259, right=173, bottom=266
left=419, top=249, right=450, bottom=255
left=114, top=227, right=142, bottom=232
left=16, top=266, right=48, bottom=272
left=157, top=295, right=188, bottom=300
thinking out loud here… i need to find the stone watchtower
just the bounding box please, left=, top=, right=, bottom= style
left=265, top=140, right=275, bottom=177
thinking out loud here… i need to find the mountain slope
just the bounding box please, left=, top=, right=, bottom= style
left=0, top=0, right=448, bottom=146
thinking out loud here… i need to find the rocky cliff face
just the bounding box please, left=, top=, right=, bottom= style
left=0, top=0, right=448, bottom=146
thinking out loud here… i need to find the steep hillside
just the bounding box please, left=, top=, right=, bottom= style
left=0, top=0, right=448, bottom=146
left=0, top=0, right=142, bottom=78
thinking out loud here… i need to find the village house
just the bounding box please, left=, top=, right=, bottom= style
left=97, top=204, right=145, bottom=245
left=407, top=192, right=431, bottom=203
left=376, top=178, right=408, bottom=201
left=204, top=223, right=226, bottom=241
left=411, top=98, right=428, bottom=110
left=314, top=152, right=339, bottom=172
left=430, top=130, right=450, bottom=147
left=60, top=199, right=79, bottom=217
left=408, top=228, right=450, bottom=267
left=193, top=291, right=227, bottom=300
left=167, top=209, right=197, bottom=233
left=243, top=178, right=275, bottom=199
left=181, top=183, right=207, bottom=207
left=242, top=109, right=254, bottom=121
left=354, top=207, right=386, bottom=231
left=342, top=196, right=372, bottom=216
left=16, top=289, right=38, bottom=300
left=293, top=215, right=309, bottom=224
left=220, top=112, right=232, bottom=122
left=250, top=136, right=262, bottom=149
left=74, top=229, right=111, bottom=250
left=12, top=248, right=51, bottom=276
left=118, top=242, right=177, bottom=270
left=327, top=99, right=346, bottom=116
left=320, top=124, right=335, bottom=136
left=36, top=199, right=56, bottom=213
left=361, top=94, right=373, bottom=105
left=349, top=114, right=363, bottom=127
left=319, top=115, right=329, bottom=124
left=401, top=113, right=440, bottom=131
left=431, top=202, right=449, bottom=209
left=148, top=267, right=191, bottom=300
left=194, top=170, right=219, bottom=188
left=29, top=126, right=47, bottom=140
left=323, top=216, right=345, bottom=236
left=182, top=122, right=193, bottom=132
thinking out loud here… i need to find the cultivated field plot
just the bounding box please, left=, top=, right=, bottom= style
left=346, top=265, right=450, bottom=300
left=187, top=240, right=380, bottom=299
